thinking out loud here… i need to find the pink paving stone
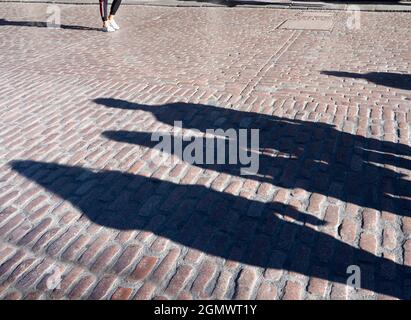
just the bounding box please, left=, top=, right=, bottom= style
left=383, top=226, right=397, bottom=251
left=282, top=281, right=304, bottom=300
left=129, top=256, right=159, bottom=282
left=234, top=268, right=257, bottom=300
left=192, top=260, right=218, bottom=298
left=324, top=205, right=339, bottom=228
left=256, top=281, right=278, bottom=300
left=308, top=277, right=329, bottom=297
left=362, top=208, right=379, bottom=230
left=111, top=287, right=134, bottom=300
left=165, top=265, right=194, bottom=297
left=134, top=282, right=157, bottom=300
left=212, top=270, right=234, bottom=300
left=359, top=233, right=377, bottom=254
left=340, top=218, right=360, bottom=244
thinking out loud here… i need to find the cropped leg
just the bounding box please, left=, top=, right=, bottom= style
left=99, top=0, right=108, bottom=21
left=110, top=0, right=122, bottom=16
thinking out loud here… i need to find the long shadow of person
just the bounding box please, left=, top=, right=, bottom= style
left=321, top=71, right=411, bottom=91
left=95, top=98, right=411, bottom=217
left=10, top=160, right=411, bottom=299
left=0, top=19, right=100, bottom=31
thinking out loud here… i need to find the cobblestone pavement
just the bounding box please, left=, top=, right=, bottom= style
left=1, top=0, right=411, bottom=12
left=0, top=3, right=411, bottom=300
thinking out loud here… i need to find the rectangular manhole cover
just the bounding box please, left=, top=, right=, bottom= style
left=278, top=19, right=334, bottom=31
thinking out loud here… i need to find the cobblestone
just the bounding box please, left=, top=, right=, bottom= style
left=0, top=3, right=410, bottom=300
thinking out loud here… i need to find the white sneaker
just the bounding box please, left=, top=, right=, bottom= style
left=102, top=24, right=115, bottom=32
left=108, top=19, right=120, bottom=30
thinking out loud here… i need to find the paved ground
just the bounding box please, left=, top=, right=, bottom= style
left=0, top=3, right=411, bottom=300
left=1, top=0, right=411, bottom=12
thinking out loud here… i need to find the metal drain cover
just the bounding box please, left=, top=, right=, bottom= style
left=278, top=19, right=334, bottom=31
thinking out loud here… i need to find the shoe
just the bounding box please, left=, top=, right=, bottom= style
left=102, top=24, right=115, bottom=32
left=108, top=19, right=120, bottom=30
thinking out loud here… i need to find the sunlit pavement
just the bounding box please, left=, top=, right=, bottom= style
left=0, top=3, right=410, bottom=300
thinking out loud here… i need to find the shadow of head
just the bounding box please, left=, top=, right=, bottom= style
left=93, top=98, right=203, bottom=115
left=322, top=71, right=411, bottom=91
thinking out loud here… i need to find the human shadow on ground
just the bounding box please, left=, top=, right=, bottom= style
left=95, top=98, right=411, bottom=217
left=10, top=160, right=411, bottom=299
left=0, top=19, right=101, bottom=31
left=322, top=71, right=411, bottom=91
